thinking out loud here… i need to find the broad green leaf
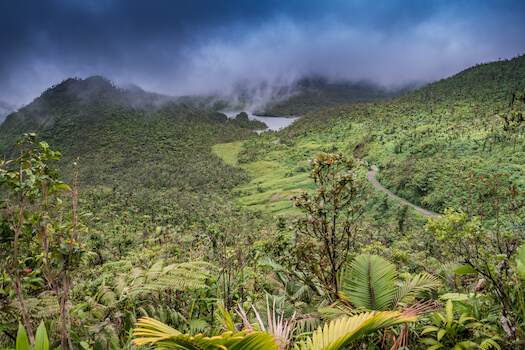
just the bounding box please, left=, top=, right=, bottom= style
left=445, top=299, right=454, bottom=323
left=427, top=344, right=445, bottom=350
left=439, top=293, right=475, bottom=301
left=16, top=324, right=29, bottom=350
left=35, top=322, right=49, bottom=350
left=453, top=265, right=478, bottom=275
left=458, top=313, right=475, bottom=325
left=419, top=337, right=441, bottom=345
left=420, top=326, right=439, bottom=336
left=517, top=261, right=525, bottom=279
left=519, top=245, right=525, bottom=263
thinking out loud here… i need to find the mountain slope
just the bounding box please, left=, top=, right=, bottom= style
left=0, top=76, right=273, bottom=263
left=0, top=76, right=260, bottom=191
left=236, top=54, right=525, bottom=215
left=257, top=78, right=408, bottom=117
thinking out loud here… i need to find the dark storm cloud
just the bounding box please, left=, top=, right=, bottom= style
left=1, top=0, right=524, bottom=110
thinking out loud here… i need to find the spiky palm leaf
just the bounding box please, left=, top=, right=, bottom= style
left=132, top=316, right=280, bottom=350
left=341, top=254, right=396, bottom=311
left=237, top=295, right=296, bottom=350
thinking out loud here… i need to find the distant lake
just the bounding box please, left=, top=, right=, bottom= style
left=220, top=110, right=298, bottom=133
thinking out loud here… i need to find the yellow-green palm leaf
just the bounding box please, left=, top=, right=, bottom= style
left=295, top=311, right=417, bottom=350
left=133, top=317, right=280, bottom=350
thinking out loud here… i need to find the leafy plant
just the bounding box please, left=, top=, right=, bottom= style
left=291, top=153, right=367, bottom=297
left=419, top=299, right=501, bottom=350
left=0, top=133, right=87, bottom=348
left=339, top=253, right=440, bottom=312
left=15, top=322, right=49, bottom=350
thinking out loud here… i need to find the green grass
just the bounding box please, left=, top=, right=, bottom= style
left=212, top=141, right=244, bottom=165
left=213, top=141, right=309, bottom=215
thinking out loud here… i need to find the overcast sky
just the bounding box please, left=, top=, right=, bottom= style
left=1, top=0, right=524, bottom=111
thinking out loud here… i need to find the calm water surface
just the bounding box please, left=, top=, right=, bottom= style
left=220, top=110, right=298, bottom=133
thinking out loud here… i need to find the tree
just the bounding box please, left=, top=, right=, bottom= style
left=290, top=154, right=367, bottom=297
left=425, top=173, right=525, bottom=340
left=0, top=133, right=89, bottom=349
left=500, top=90, right=525, bottom=130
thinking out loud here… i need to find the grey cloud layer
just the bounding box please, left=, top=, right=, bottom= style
left=1, top=0, right=524, bottom=108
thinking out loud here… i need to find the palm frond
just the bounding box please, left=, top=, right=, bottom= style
left=132, top=317, right=182, bottom=346
left=341, top=254, right=396, bottom=311
left=132, top=317, right=279, bottom=350
left=216, top=301, right=238, bottom=333
left=318, top=301, right=355, bottom=321
left=295, top=311, right=417, bottom=350
left=393, top=273, right=441, bottom=307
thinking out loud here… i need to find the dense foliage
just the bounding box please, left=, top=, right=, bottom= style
left=1, top=55, right=525, bottom=349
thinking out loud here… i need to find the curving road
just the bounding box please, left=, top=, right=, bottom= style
left=367, top=165, right=441, bottom=219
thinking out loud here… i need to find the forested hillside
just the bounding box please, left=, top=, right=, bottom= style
left=263, top=55, right=525, bottom=213
left=258, top=77, right=407, bottom=117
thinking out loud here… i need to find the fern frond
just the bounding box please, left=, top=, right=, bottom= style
left=189, top=318, right=209, bottom=335
left=114, top=275, right=127, bottom=297
left=292, top=285, right=311, bottom=301
left=98, top=285, right=118, bottom=306
left=479, top=336, right=502, bottom=350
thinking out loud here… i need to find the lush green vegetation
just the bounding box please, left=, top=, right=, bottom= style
left=1, top=55, right=525, bottom=350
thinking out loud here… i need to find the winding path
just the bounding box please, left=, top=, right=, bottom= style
left=367, top=165, right=441, bottom=219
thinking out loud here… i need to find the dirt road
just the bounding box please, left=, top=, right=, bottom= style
left=367, top=165, right=441, bottom=219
